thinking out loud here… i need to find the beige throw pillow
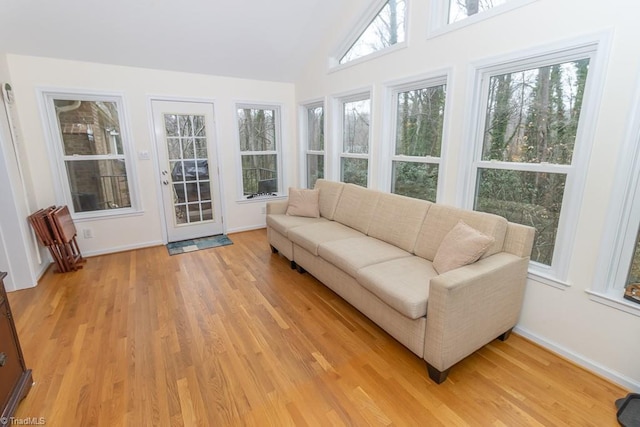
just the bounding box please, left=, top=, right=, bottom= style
left=432, top=220, right=495, bottom=274
left=286, top=188, right=320, bottom=218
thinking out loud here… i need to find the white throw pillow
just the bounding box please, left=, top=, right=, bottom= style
left=286, top=188, right=320, bottom=218
left=432, top=220, right=495, bottom=274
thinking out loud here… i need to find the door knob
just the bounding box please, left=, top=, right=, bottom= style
left=162, top=170, right=168, bottom=175
left=0, top=352, right=7, bottom=367
left=162, top=180, right=169, bottom=185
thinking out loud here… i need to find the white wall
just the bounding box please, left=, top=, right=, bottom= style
left=295, top=0, right=640, bottom=390
left=6, top=55, right=296, bottom=257
left=0, top=54, right=47, bottom=291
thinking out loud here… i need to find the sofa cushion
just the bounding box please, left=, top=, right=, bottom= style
left=414, top=204, right=508, bottom=261
left=288, top=221, right=363, bottom=256
left=333, top=184, right=380, bottom=234
left=368, top=192, right=431, bottom=253
left=432, top=221, right=495, bottom=274
left=317, top=236, right=412, bottom=278
left=286, top=187, right=320, bottom=218
left=357, top=257, right=437, bottom=319
left=314, top=179, right=345, bottom=220
left=266, top=214, right=327, bottom=237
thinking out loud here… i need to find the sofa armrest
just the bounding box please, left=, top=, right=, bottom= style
left=266, top=200, right=288, bottom=215
left=423, top=252, right=529, bottom=374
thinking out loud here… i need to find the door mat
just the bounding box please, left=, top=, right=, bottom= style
left=616, top=393, right=640, bottom=427
left=167, top=234, right=233, bottom=255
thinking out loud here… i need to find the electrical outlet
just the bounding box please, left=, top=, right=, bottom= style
left=83, top=228, right=94, bottom=239
left=260, top=206, right=266, bottom=214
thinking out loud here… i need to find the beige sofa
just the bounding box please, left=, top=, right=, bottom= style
left=266, top=179, right=534, bottom=383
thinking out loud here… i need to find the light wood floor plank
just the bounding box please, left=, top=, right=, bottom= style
left=8, top=229, right=627, bottom=426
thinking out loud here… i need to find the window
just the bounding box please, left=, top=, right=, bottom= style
left=303, top=103, right=325, bottom=189
left=589, top=77, right=640, bottom=314
left=340, top=95, right=371, bottom=187
left=236, top=104, right=281, bottom=198
left=626, top=235, right=640, bottom=290
left=428, top=0, right=535, bottom=37
left=339, top=0, right=406, bottom=65
left=390, top=79, right=447, bottom=201
left=43, top=92, right=137, bottom=217
left=448, top=0, right=510, bottom=23
left=468, top=46, right=598, bottom=281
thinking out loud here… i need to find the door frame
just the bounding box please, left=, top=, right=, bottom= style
left=147, top=95, right=226, bottom=244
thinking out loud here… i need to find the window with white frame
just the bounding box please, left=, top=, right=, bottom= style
left=340, top=95, right=371, bottom=187
left=390, top=79, right=447, bottom=202
left=429, top=0, right=535, bottom=36
left=43, top=92, right=136, bottom=217
left=339, top=0, right=406, bottom=65
left=468, top=47, right=597, bottom=278
left=304, top=103, right=325, bottom=189
left=236, top=104, right=281, bottom=198
left=590, top=85, right=640, bottom=311
left=448, top=0, right=511, bottom=23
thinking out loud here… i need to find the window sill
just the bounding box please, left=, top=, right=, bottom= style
left=586, top=289, right=640, bottom=317
left=72, top=208, right=145, bottom=223
left=527, top=270, right=570, bottom=290
left=236, top=194, right=287, bottom=204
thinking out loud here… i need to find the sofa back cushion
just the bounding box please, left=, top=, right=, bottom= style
left=333, top=184, right=380, bottom=234
left=414, top=204, right=508, bottom=261
left=314, top=179, right=345, bottom=220
left=367, top=192, right=432, bottom=253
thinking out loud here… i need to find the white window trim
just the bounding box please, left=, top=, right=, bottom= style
left=588, top=74, right=640, bottom=317
left=329, top=42, right=408, bottom=74
left=329, top=0, right=410, bottom=71
left=234, top=102, right=284, bottom=201
left=333, top=91, right=373, bottom=187
left=299, top=99, right=326, bottom=188
left=458, top=32, right=612, bottom=286
left=427, top=0, right=537, bottom=39
left=38, top=88, right=142, bottom=220
left=383, top=72, right=451, bottom=201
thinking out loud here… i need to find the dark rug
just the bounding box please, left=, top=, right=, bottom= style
left=167, top=234, right=233, bottom=255
left=616, top=393, right=640, bottom=427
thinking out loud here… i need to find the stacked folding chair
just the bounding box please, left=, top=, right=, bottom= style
left=28, top=205, right=85, bottom=273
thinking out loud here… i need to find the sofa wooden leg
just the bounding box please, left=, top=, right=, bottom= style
left=270, top=245, right=278, bottom=254
left=426, top=363, right=450, bottom=384
left=296, top=264, right=306, bottom=274
left=290, top=260, right=296, bottom=270
left=498, top=328, right=513, bottom=341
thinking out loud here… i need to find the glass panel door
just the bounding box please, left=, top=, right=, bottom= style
left=164, top=113, right=214, bottom=225
left=152, top=101, right=223, bottom=242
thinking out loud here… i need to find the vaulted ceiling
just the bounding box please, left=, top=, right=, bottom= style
left=0, top=0, right=360, bottom=82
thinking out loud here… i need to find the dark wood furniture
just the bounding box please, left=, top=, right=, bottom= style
left=0, top=272, right=32, bottom=425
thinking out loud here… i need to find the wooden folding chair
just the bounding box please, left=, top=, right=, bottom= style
left=47, top=206, right=85, bottom=271
left=28, top=207, right=67, bottom=273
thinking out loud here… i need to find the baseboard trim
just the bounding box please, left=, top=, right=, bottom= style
left=514, top=325, right=640, bottom=392
left=227, top=224, right=266, bottom=234
left=83, top=240, right=164, bottom=257
left=35, top=261, right=51, bottom=281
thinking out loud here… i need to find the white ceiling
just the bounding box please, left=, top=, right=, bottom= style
left=0, top=0, right=357, bottom=82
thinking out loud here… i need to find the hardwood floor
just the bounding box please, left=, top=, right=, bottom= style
left=8, top=229, right=626, bottom=426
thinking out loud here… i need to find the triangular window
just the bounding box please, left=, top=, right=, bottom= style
left=340, top=0, right=406, bottom=65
